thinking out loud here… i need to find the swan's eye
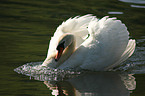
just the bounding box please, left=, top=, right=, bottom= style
left=85, top=34, right=90, bottom=40
left=56, top=41, right=65, bottom=50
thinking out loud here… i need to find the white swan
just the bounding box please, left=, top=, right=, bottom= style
left=42, top=14, right=136, bottom=71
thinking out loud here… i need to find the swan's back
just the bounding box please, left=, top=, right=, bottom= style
left=80, top=17, right=135, bottom=71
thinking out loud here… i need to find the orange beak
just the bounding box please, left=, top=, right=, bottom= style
left=55, top=47, right=64, bottom=61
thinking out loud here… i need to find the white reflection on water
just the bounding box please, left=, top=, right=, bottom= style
left=119, top=0, right=145, bottom=4
left=108, top=12, right=124, bottom=14
left=131, top=5, right=145, bottom=8
left=44, top=72, right=135, bottom=96
left=119, top=0, right=145, bottom=9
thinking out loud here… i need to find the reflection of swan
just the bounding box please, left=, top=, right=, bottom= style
left=44, top=72, right=136, bottom=96
left=42, top=15, right=136, bottom=71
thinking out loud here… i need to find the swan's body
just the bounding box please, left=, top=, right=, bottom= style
left=42, top=15, right=136, bottom=71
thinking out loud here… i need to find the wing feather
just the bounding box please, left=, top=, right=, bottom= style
left=81, top=17, right=130, bottom=71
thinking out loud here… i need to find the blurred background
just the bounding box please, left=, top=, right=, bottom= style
left=0, top=0, right=145, bottom=96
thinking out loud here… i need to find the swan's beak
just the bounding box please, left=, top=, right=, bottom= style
left=55, top=47, right=64, bottom=61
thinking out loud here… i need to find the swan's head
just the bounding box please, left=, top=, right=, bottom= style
left=55, top=34, right=75, bottom=61
left=42, top=34, right=76, bottom=68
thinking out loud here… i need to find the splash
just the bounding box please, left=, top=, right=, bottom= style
left=14, top=62, right=81, bottom=81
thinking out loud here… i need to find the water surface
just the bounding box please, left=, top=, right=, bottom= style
left=0, top=0, right=145, bottom=96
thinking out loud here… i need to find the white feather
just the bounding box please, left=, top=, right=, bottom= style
left=46, top=15, right=95, bottom=58
left=79, top=17, right=130, bottom=70
left=105, top=39, right=136, bottom=70
left=43, top=15, right=136, bottom=71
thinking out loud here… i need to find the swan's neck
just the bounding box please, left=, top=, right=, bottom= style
left=42, top=34, right=76, bottom=68
left=57, top=38, right=76, bottom=67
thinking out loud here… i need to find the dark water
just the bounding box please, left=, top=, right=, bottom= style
left=0, top=0, right=145, bottom=96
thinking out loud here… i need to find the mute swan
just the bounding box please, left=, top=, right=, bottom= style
left=42, top=14, right=136, bottom=71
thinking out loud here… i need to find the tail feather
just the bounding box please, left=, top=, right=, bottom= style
left=105, top=39, right=136, bottom=70
left=82, top=16, right=131, bottom=71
